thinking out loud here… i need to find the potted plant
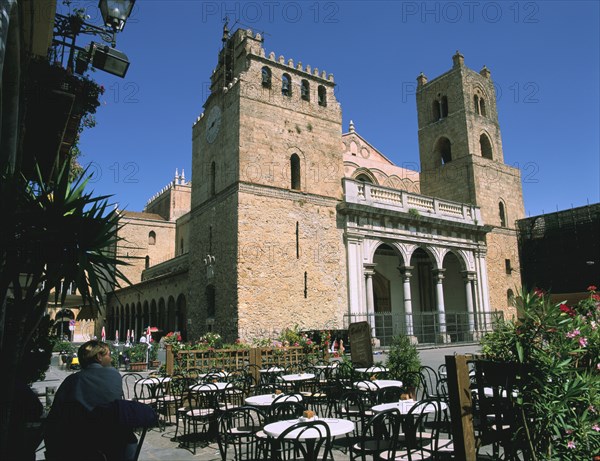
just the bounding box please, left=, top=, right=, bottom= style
left=148, top=343, right=160, bottom=368
left=387, top=334, right=422, bottom=398
left=127, top=343, right=148, bottom=371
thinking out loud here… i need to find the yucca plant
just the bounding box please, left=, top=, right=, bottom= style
left=0, top=159, right=130, bottom=458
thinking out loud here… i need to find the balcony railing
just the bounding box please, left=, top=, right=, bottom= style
left=343, top=179, right=483, bottom=225
left=343, top=311, right=504, bottom=347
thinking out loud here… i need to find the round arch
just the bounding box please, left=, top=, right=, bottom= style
left=433, top=136, right=452, bottom=165
left=351, top=167, right=378, bottom=185
left=158, top=298, right=166, bottom=331
left=167, top=296, right=176, bottom=332
left=176, top=294, right=187, bottom=339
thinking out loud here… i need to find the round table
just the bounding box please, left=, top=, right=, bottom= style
left=280, top=373, right=315, bottom=383
left=245, top=393, right=303, bottom=407
left=372, top=400, right=447, bottom=414
left=190, top=382, right=231, bottom=392
left=355, top=366, right=389, bottom=374
left=263, top=417, right=354, bottom=439
left=354, top=379, right=403, bottom=391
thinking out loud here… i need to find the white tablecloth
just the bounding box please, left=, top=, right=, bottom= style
left=372, top=400, right=447, bottom=414
left=355, top=366, right=389, bottom=374
left=355, top=379, right=402, bottom=390
left=244, top=393, right=303, bottom=407
left=263, top=418, right=354, bottom=439
left=280, top=373, right=315, bottom=382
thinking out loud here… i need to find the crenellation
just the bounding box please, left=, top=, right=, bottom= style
left=268, top=51, right=275, bottom=60
left=287, top=58, right=294, bottom=67
left=278, top=55, right=284, bottom=64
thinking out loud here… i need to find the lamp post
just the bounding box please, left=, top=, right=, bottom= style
left=53, top=0, right=135, bottom=78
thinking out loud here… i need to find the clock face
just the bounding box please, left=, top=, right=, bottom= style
left=205, top=106, right=222, bottom=144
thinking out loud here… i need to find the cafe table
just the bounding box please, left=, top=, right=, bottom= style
left=263, top=417, right=354, bottom=439
left=354, top=379, right=403, bottom=391
left=190, top=382, right=231, bottom=392
left=371, top=399, right=448, bottom=414
left=279, top=373, right=316, bottom=393
left=245, top=393, right=303, bottom=407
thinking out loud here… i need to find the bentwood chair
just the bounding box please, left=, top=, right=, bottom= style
left=217, top=406, right=268, bottom=461
left=179, top=388, right=219, bottom=454
left=274, top=420, right=333, bottom=461
left=349, top=408, right=401, bottom=461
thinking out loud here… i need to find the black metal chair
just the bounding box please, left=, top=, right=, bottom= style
left=394, top=398, right=443, bottom=461
left=217, top=406, right=268, bottom=461
left=121, top=372, right=143, bottom=400
left=274, top=420, right=333, bottom=461
left=269, top=399, right=306, bottom=423
left=179, top=387, right=219, bottom=454
left=419, top=365, right=439, bottom=397
left=349, top=408, right=402, bottom=461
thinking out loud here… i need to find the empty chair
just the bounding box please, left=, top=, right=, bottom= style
left=419, top=366, right=439, bottom=398
left=217, top=406, right=268, bottom=461
left=349, top=408, right=401, bottom=461
left=179, top=388, right=219, bottom=454
left=393, top=398, right=443, bottom=461
left=376, top=386, right=403, bottom=404
left=269, top=399, right=306, bottom=423
left=121, top=372, right=143, bottom=400
left=274, top=420, right=332, bottom=461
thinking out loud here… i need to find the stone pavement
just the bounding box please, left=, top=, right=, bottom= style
left=33, top=344, right=484, bottom=460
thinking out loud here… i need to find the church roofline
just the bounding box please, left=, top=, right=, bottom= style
left=342, top=128, right=396, bottom=166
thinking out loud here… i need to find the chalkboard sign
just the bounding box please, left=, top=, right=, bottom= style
left=348, top=322, right=373, bottom=368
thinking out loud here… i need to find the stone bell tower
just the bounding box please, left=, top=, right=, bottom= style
left=416, top=52, right=525, bottom=316
left=187, top=26, right=348, bottom=341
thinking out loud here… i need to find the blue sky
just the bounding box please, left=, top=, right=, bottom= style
left=70, top=0, right=599, bottom=218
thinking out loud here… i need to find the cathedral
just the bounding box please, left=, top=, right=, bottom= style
left=105, top=28, right=524, bottom=346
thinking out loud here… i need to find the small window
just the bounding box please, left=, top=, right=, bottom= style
left=356, top=174, right=373, bottom=183
left=261, top=66, right=271, bottom=88
left=505, top=259, right=512, bottom=275
left=318, top=85, right=327, bottom=106
left=290, top=154, right=301, bottom=190
left=148, top=231, right=156, bottom=245
left=206, top=285, right=215, bottom=317
left=507, top=289, right=515, bottom=306
left=145, top=255, right=150, bottom=269
left=282, top=73, right=291, bottom=97
left=499, top=202, right=507, bottom=227
left=480, top=133, right=493, bottom=159
left=301, top=80, right=310, bottom=101
left=432, top=100, right=441, bottom=121
left=441, top=96, right=449, bottom=118
left=474, top=95, right=480, bottom=115
left=480, top=98, right=487, bottom=116
left=436, top=137, right=452, bottom=165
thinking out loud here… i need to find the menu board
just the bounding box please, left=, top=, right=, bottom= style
left=348, top=321, right=373, bottom=368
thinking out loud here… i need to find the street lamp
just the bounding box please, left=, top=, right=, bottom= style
left=53, top=0, right=135, bottom=77
left=98, top=0, right=136, bottom=32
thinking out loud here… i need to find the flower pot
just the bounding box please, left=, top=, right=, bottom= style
left=150, top=360, right=161, bottom=369
left=129, top=362, right=147, bottom=372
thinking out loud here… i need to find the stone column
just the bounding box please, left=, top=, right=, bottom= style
left=462, top=270, right=476, bottom=340
left=345, top=236, right=365, bottom=320
left=434, top=268, right=450, bottom=343
left=363, top=263, right=377, bottom=338
left=398, top=265, right=417, bottom=343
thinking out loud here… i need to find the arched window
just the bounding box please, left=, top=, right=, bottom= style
left=432, top=100, right=441, bottom=121
left=148, top=231, right=156, bottom=245
left=301, top=79, right=310, bottom=101
left=435, top=137, right=452, bottom=165
left=261, top=66, right=271, bottom=88
left=318, top=85, right=327, bottom=106
left=355, top=174, right=373, bottom=183
left=507, top=289, right=515, bottom=306
left=210, top=161, right=216, bottom=196
left=474, top=95, right=480, bottom=114
left=441, top=96, right=449, bottom=118
left=480, top=98, right=487, bottom=116
left=282, top=73, right=291, bottom=97
left=290, top=154, right=301, bottom=190
left=145, top=255, right=150, bottom=269
left=206, top=285, right=216, bottom=318
left=480, top=133, right=493, bottom=159
left=499, top=201, right=507, bottom=227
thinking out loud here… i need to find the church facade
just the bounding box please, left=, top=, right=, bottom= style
left=105, top=29, right=524, bottom=345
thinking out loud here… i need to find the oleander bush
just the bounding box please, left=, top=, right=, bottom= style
left=481, top=286, right=600, bottom=460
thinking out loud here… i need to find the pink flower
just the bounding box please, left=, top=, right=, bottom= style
left=579, top=337, right=588, bottom=347
left=566, top=329, right=581, bottom=339
left=592, top=424, right=600, bottom=432
left=587, top=285, right=597, bottom=292
left=567, top=440, right=576, bottom=449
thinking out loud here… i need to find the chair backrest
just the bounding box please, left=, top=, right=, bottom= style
left=357, top=408, right=402, bottom=459
left=401, top=371, right=428, bottom=401
left=270, top=400, right=306, bottom=422
left=419, top=365, right=439, bottom=397
left=336, top=390, right=369, bottom=435
left=254, top=383, right=285, bottom=396
left=276, top=420, right=332, bottom=461
left=376, top=385, right=403, bottom=404
left=217, top=406, right=267, bottom=461
left=403, top=397, right=442, bottom=460
left=121, top=372, right=143, bottom=399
